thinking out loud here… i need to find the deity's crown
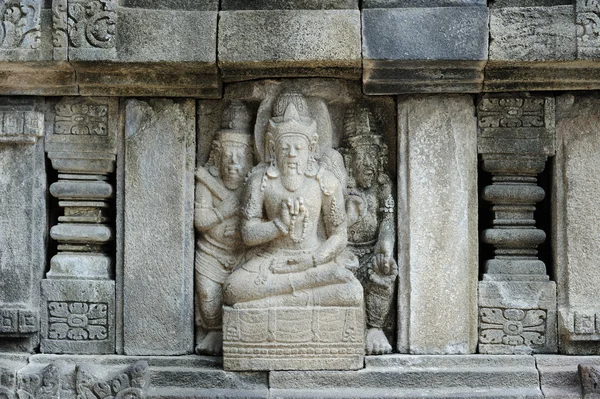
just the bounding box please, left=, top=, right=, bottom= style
left=343, top=105, right=383, bottom=149
left=217, top=100, right=253, bottom=146
left=267, top=90, right=317, bottom=144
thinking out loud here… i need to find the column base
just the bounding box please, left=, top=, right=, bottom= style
left=479, top=280, right=557, bottom=354
left=41, top=279, right=115, bottom=354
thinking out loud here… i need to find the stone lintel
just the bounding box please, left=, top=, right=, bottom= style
left=362, top=7, right=488, bottom=94
left=218, top=10, right=361, bottom=82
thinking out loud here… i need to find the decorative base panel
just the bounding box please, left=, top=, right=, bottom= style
left=223, top=306, right=364, bottom=371
left=478, top=280, right=557, bottom=354
left=40, top=279, right=115, bottom=354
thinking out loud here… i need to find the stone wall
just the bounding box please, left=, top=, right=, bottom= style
left=2, top=1, right=600, bottom=398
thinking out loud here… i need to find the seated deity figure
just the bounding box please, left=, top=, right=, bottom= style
left=223, top=90, right=363, bottom=311
left=194, top=100, right=254, bottom=355
left=342, top=105, right=398, bottom=355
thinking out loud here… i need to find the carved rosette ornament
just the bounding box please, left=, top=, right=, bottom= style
left=477, top=94, right=557, bottom=354
left=41, top=97, right=118, bottom=354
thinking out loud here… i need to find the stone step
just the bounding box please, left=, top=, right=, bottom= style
left=148, top=387, right=268, bottom=399
left=535, top=355, right=600, bottom=399
left=271, top=355, right=540, bottom=391
left=269, top=387, right=542, bottom=399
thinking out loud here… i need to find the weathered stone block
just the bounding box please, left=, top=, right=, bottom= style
left=489, top=6, right=577, bottom=62
left=218, top=10, right=361, bottom=81
left=0, top=99, right=46, bottom=352
left=362, top=7, right=488, bottom=94
left=363, top=0, right=485, bottom=6
left=221, top=0, right=357, bottom=9
left=73, top=8, right=220, bottom=98
left=40, top=279, right=116, bottom=354
left=123, top=99, right=195, bottom=355
left=117, top=9, right=217, bottom=64
left=397, top=95, right=478, bottom=354
left=554, top=93, right=600, bottom=354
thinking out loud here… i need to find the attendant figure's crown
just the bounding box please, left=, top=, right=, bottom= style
left=218, top=100, right=253, bottom=146
left=267, top=90, right=317, bottom=143
left=343, top=105, right=383, bottom=149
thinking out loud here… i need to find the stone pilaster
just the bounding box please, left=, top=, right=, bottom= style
left=0, top=98, right=46, bottom=352
left=41, top=97, right=118, bottom=354
left=477, top=94, right=557, bottom=354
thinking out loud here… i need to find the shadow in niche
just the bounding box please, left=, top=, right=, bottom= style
left=537, top=158, right=554, bottom=281
left=477, top=157, right=554, bottom=281
left=45, top=155, right=59, bottom=276
left=477, top=156, right=494, bottom=280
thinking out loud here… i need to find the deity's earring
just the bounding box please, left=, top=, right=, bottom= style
left=266, top=143, right=279, bottom=178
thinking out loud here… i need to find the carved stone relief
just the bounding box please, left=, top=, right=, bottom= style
left=195, top=80, right=397, bottom=370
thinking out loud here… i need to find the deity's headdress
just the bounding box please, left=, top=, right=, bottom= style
left=216, top=100, right=253, bottom=147
left=266, top=90, right=318, bottom=161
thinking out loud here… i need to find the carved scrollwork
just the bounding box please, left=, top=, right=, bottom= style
left=53, top=0, right=116, bottom=50
left=76, top=361, right=149, bottom=399
left=0, top=0, right=41, bottom=49
left=16, top=365, right=60, bottom=399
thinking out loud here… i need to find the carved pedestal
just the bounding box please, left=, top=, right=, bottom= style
left=41, top=97, right=118, bottom=354
left=0, top=99, right=46, bottom=352
left=223, top=306, right=364, bottom=371
left=477, top=95, right=557, bottom=354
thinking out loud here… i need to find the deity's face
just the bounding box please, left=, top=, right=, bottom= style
left=219, top=141, right=253, bottom=190
left=352, top=144, right=379, bottom=189
left=275, top=134, right=310, bottom=177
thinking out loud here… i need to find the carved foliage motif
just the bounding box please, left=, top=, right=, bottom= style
left=16, top=365, right=60, bottom=399
left=47, top=302, right=108, bottom=341
left=577, top=0, right=600, bottom=57
left=53, top=0, right=116, bottom=49
left=479, top=308, right=547, bottom=347
left=477, top=98, right=545, bottom=129
left=77, top=361, right=149, bottom=399
left=55, top=100, right=108, bottom=136
left=0, top=0, right=40, bottom=49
